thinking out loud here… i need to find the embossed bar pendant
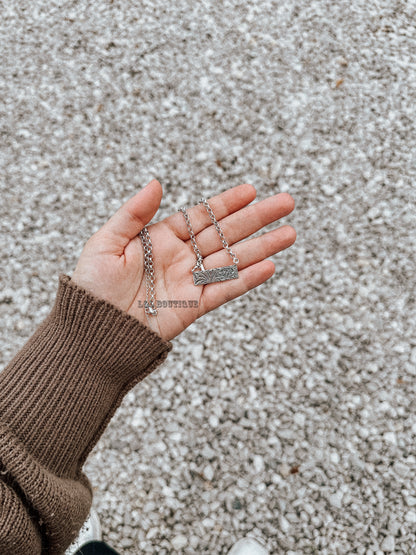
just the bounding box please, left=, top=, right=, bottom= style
left=192, top=264, right=239, bottom=285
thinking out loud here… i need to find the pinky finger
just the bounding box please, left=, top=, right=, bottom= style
left=198, top=259, right=276, bottom=316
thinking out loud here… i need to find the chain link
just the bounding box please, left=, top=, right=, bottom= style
left=138, top=226, right=157, bottom=315
left=179, top=207, right=205, bottom=270
left=179, top=199, right=239, bottom=269
left=199, top=198, right=239, bottom=264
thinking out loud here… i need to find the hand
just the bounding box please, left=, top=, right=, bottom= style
left=71, top=180, right=296, bottom=341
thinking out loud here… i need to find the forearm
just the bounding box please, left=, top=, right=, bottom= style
left=0, top=274, right=172, bottom=553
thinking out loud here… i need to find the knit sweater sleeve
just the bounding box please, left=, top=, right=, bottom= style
left=0, top=274, right=172, bottom=554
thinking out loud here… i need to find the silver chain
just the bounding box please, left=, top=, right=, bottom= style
left=199, top=198, right=239, bottom=264
left=138, top=226, right=157, bottom=315
left=179, top=198, right=239, bottom=269
left=179, top=206, right=205, bottom=270
left=139, top=199, right=237, bottom=313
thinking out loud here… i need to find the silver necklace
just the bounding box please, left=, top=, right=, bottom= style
left=138, top=198, right=239, bottom=317
left=138, top=226, right=158, bottom=315
left=179, top=198, right=239, bottom=285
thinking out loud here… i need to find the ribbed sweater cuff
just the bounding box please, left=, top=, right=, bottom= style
left=0, top=274, right=172, bottom=478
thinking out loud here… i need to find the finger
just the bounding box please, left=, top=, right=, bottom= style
left=198, top=259, right=276, bottom=315
left=101, top=179, right=163, bottom=245
left=195, top=192, right=295, bottom=258
left=163, top=183, right=257, bottom=239
left=202, top=224, right=296, bottom=270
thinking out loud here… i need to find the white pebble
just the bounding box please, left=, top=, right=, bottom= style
left=131, top=407, right=145, bottom=427
left=330, top=452, right=340, bottom=464
left=269, top=330, right=285, bottom=345
left=384, top=432, right=397, bottom=445
left=279, top=463, right=291, bottom=477
left=405, top=495, right=416, bottom=507
left=253, top=455, right=265, bottom=473
left=329, top=491, right=343, bottom=509
left=294, top=413, right=305, bottom=427
left=161, top=377, right=175, bottom=391
left=203, top=465, right=214, bottom=481
left=171, top=534, right=188, bottom=550
left=393, top=461, right=409, bottom=478
left=380, top=536, right=395, bottom=552
left=279, top=514, right=290, bottom=533
left=209, top=414, right=219, bottom=427
left=264, top=373, right=276, bottom=387
left=405, top=510, right=416, bottom=523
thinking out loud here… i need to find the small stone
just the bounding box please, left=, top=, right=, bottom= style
left=380, top=536, right=395, bottom=552
left=330, top=452, right=340, bottom=464
left=279, top=514, right=290, bottom=533
left=120, top=538, right=134, bottom=548
left=171, top=534, right=188, bottom=550
left=243, top=342, right=258, bottom=353
left=232, top=497, right=243, bottom=510
left=321, top=184, right=338, bottom=196
left=311, top=516, right=322, bottom=527
left=195, top=151, right=209, bottom=162
left=304, top=503, right=315, bottom=515
left=405, top=510, right=416, bottom=523
left=404, top=495, right=416, bottom=507
left=358, top=427, right=370, bottom=440
left=131, top=407, right=146, bottom=428
left=279, top=463, right=291, bottom=477
left=393, top=461, right=409, bottom=478
left=269, top=330, right=285, bottom=345
left=209, top=414, right=219, bottom=427
left=161, top=377, right=175, bottom=391
left=192, top=344, right=203, bottom=359
left=293, top=413, right=305, bottom=427
left=384, top=432, right=397, bottom=445
left=253, top=455, right=265, bottom=473
left=202, top=517, right=215, bottom=528
left=146, top=527, right=159, bottom=540
left=329, top=491, right=343, bottom=509
left=203, top=465, right=214, bottom=481
left=367, top=206, right=380, bottom=220
left=202, top=445, right=216, bottom=460
left=388, top=518, right=400, bottom=535
left=264, top=373, right=276, bottom=387
left=189, top=536, right=199, bottom=549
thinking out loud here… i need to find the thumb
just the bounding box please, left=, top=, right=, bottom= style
left=102, top=179, right=163, bottom=243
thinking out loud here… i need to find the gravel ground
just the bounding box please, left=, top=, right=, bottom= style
left=1, top=1, right=416, bottom=553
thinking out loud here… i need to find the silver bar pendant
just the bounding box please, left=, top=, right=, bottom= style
left=192, top=264, right=239, bottom=285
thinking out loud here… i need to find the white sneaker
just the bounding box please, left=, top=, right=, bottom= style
left=228, top=537, right=269, bottom=555
left=65, top=509, right=102, bottom=555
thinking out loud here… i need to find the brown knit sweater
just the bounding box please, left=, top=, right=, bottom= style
left=0, top=274, right=172, bottom=554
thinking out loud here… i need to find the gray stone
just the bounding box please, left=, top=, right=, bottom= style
left=380, top=536, right=395, bottom=552
left=202, top=465, right=214, bottom=482
left=329, top=491, right=344, bottom=509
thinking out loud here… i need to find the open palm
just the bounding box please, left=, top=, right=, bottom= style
left=71, top=179, right=296, bottom=341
